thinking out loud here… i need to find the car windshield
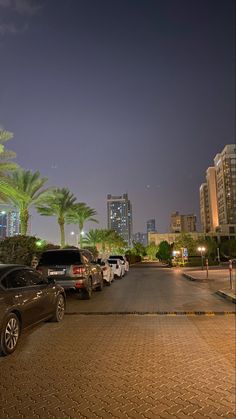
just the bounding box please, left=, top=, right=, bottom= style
left=39, top=251, right=82, bottom=265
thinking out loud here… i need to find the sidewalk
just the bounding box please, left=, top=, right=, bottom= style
left=182, top=267, right=236, bottom=304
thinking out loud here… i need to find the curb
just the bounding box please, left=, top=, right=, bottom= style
left=216, top=290, right=236, bottom=304
left=182, top=273, right=214, bottom=282
left=65, top=311, right=236, bottom=316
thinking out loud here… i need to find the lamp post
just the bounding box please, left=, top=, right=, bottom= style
left=197, top=246, right=206, bottom=270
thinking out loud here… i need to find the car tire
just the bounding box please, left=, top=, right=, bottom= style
left=51, top=294, right=65, bottom=322
left=82, top=279, right=92, bottom=299
left=97, top=277, right=103, bottom=291
left=0, top=313, right=20, bottom=356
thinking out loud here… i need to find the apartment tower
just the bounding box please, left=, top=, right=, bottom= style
left=107, top=193, right=133, bottom=247
left=200, top=144, right=236, bottom=235
left=170, top=211, right=197, bottom=233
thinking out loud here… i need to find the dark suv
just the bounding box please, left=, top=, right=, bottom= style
left=37, top=249, right=103, bottom=299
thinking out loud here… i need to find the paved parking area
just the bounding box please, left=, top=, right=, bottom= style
left=0, top=314, right=235, bottom=419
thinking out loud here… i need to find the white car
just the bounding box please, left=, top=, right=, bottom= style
left=109, top=255, right=129, bottom=273
left=97, top=259, right=114, bottom=285
left=108, top=258, right=125, bottom=278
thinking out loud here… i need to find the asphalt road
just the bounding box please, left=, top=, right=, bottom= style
left=0, top=263, right=235, bottom=419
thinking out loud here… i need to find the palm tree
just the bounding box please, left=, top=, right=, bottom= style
left=84, top=229, right=102, bottom=248
left=0, top=129, right=19, bottom=203
left=4, top=169, right=49, bottom=235
left=36, top=188, right=77, bottom=247
left=0, top=129, right=18, bottom=174
left=66, top=203, right=98, bottom=248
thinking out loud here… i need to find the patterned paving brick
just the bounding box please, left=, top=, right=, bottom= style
left=0, top=314, right=235, bottom=419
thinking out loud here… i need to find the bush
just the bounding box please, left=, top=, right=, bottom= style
left=0, top=236, right=39, bottom=265
left=125, top=253, right=141, bottom=265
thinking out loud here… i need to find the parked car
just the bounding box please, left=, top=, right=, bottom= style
left=37, top=248, right=103, bottom=299
left=97, top=258, right=114, bottom=285
left=108, top=258, right=125, bottom=278
left=0, top=264, right=65, bottom=356
left=109, top=255, right=129, bottom=272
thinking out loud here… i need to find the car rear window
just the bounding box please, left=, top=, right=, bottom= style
left=39, top=251, right=82, bottom=265
left=110, top=255, right=124, bottom=260
left=108, top=259, right=118, bottom=264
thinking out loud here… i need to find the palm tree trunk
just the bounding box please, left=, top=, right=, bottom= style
left=20, top=208, right=29, bottom=235
left=58, top=217, right=65, bottom=248
left=79, top=221, right=84, bottom=248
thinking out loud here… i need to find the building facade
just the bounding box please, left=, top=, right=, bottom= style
left=147, top=219, right=156, bottom=234
left=133, top=232, right=147, bottom=246
left=170, top=212, right=197, bottom=233
left=200, top=144, right=236, bottom=235
left=199, top=183, right=210, bottom=233
left=0, top=205, right=20, bottom=239
left=107, top=193, right=133, bottom=247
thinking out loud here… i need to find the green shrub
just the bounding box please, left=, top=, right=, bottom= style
left=0, top=236, right=39, bottom=265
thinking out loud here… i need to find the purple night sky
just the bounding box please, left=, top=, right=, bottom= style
left=0, top=0, right=235, bottom=244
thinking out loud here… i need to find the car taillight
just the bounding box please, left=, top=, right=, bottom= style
left=116, top=264, right=119, bottom=269
left=72, top=266, right=85, bottom=275
left=75, top=280, right=84, bottom=288
left=36, top=267, right=43, bottom=273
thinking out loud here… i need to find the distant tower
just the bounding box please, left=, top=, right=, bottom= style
left=147, top=219, right=156, bottom=234
left=0, top=205, right=20, bottom=238
left=7, top=209, right=20, bottom=236
left=107, top=193, right=133, bottom=247
left=0, top=210, right=7, bottom=239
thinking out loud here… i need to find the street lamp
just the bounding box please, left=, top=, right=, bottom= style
left=197, top=246, right=206, bottom=270
left=70, top=231, right=79, bottom=247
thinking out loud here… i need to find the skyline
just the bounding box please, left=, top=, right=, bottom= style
left=0, top=0, right=235, bottom=244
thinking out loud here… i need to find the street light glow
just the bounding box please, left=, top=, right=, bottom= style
left=197, top=246, right=206, bottom=252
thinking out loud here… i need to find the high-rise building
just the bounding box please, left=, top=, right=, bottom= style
left=7, top=209, right=20, bottom=236
left=0, top=205, right=20, bottom=238
left=0, top=210, right=7, bottom=239
left=200, top=167, right=219, bottom=234
left=133, top=232, right=147, bottom=246
left=170, top=211, right=197, bottom=233
left=214, top=144, right=236, bottom=230
left=199, top=183, right=211, bottom=233
left=206, top=167, right=219, bottom=231
left=107, top=193, right=133, bottom=246
left=147, top=219, right=156, bottom=234
left=200, top=144, right=236, bottom=235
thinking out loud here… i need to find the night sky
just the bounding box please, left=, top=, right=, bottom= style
left=0, top=0, right=235, bottom=244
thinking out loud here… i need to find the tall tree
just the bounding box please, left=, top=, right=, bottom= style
left=36, top=188, right=77, bottom=247
left=0, top=129, right=19, bottom=203
left=66, top=203, right=98, bottom=248
left=0, top=129, right=18, bottom=174
left=4, top=169, right=49, bottom=235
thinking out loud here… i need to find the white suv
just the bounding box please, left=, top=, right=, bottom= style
left=109, top=255, right=129, bottom=273
left=108, top=258, right=125, bottom=278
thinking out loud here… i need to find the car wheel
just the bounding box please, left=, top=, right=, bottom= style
left=82, top=279, right=92, bottom=299
left=1, top=313, right=20, bottom=356
left=97, top=277, right=103, bottom=291
left=51, top=294, right=65, bottom=322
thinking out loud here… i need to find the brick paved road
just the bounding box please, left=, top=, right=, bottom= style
left=0, top=265, right=235, bottom=419
left=66, top=265, right=235, bottom=313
